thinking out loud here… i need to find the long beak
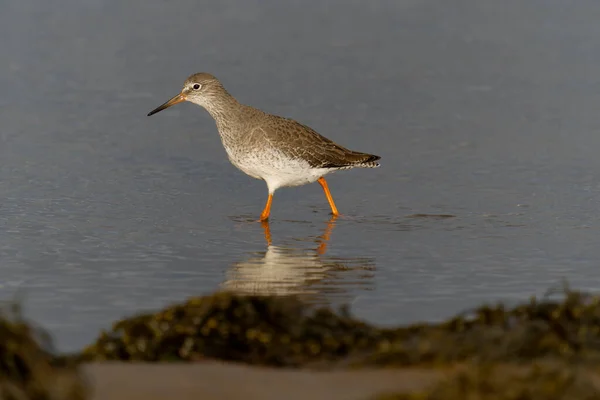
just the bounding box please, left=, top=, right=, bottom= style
left=147, top=93, right=186, bottom=116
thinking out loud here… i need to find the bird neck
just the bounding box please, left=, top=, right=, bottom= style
left=201, top=88, right=245, bottom=125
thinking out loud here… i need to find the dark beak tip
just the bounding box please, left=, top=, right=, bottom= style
left=147, top=93, right=184, bottom=117
left=147, top=107, right=163, bottom=117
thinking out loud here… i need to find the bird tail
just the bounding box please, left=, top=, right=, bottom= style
left=321, top=153, right=380, bottom=169
left=354, top=154, right=381, bottom=168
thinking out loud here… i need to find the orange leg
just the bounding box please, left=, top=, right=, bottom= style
left=317, top=177, right=340, bottom=216
left=259, top=193, right=273, bottom=221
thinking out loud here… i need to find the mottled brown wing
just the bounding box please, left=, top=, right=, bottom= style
left=261, top=115, right=380, bottom=168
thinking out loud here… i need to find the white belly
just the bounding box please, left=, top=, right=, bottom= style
left=226, top=148, right=333, bottom=193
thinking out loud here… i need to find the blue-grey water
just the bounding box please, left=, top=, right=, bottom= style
left=3, top=0, right=600, bottom=351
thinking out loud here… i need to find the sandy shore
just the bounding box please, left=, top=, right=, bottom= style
left=83, top=362, right=441, bottom=400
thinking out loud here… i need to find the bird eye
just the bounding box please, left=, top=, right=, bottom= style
left=192, top=83, right=201, bottom=90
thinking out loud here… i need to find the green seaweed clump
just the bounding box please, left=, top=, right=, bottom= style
left=373, top=363, right=600, bottom=400
left=0, top=304, right=88, bottom=400
left=80, top=288, right=600, bottom=368
left=80, top=292, right=381, bottom=366
left=361, top=289, right=600, bottom=367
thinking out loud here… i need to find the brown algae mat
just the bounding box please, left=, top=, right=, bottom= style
left=5, top=288, right=600, bottom=398
left=80, top=289, right=600, bottom=367
left=0, top=304, right=88, bottom=400
left=373, top=363, right=600, bottom=399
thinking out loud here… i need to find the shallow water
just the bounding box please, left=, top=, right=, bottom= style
left=3, top=0, right=600, bottom=351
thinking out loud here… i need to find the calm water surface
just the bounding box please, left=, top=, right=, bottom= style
left=3, top=0, right=600, bottom=351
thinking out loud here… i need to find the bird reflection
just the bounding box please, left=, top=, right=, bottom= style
left=221, top=217, right=375, bottom=305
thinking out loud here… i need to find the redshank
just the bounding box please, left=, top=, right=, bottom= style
left=147, top=72, right=380, bottom=221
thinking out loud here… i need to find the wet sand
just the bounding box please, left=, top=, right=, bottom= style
left=83, top=362, right=441, bottom=400
left=83, top=362, right=600, bottom=399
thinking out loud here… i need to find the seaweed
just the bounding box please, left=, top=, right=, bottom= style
left=373, top=363, right=600, bottom=399
left=0, top=304, right=88, bottom=400
left=79, top=292, right=380, bottom=366
left=80, top=288, right=600, bottom=368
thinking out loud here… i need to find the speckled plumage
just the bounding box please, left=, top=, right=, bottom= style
left=148, top=72, right=381, bottom=219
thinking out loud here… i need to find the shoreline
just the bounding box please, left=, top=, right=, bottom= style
left=80, top=361, right=600, bottom=399
left=4, top=289, right=600, bottom=399
left=83, top=362, right=442, bottom=400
